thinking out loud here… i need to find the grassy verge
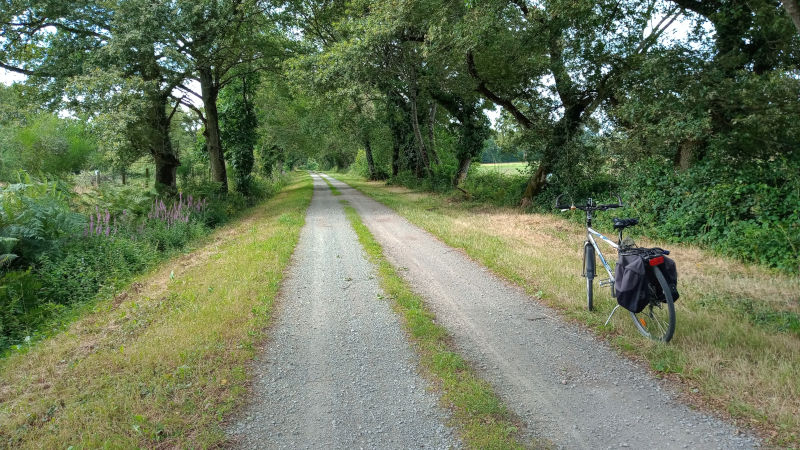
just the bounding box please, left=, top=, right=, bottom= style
left=341, top=200, right=525, bottom=449
left=320, top=174, right=341, bottom=195
left=0, top=174, right=313, bottom=448
left=333, top=172, right=800, bottom=446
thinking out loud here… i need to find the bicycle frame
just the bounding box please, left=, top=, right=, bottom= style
left=586, top=227, right=619, bottom=286
left=580, top=201, right=626, bottom=325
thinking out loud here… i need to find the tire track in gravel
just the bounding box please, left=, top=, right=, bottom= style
left=322, top=173, right=760, bottom=450
left=228, top=174, right=459, bottom=449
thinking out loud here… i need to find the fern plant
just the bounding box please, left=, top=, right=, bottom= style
left=0, top=175, right=84, bottom=266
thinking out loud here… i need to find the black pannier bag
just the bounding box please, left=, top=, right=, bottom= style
left=614, top=247, right=679, bottom=313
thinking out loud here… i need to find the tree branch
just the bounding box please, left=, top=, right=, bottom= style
left=173, top=95, right=206, bottom=123
left=510, top=0, right=529, bottom=17
left=0, top=61, right=37, bottom=76
left=466, top=51, right=534, bottom=129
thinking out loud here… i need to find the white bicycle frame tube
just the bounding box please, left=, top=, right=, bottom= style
left=587, top=227, right=627, bottom=325
left=587, top=227, right=619, bottom=281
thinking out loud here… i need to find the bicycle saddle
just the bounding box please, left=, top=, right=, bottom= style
left=613, top=217, right=639, bottom=229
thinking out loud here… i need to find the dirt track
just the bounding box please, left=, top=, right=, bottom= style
left=323, top=174, right=759, bottom=449
left=229, top=174, right=459, bottom=448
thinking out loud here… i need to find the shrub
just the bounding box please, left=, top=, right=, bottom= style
left=463, top=171, right=528, bottom=207
left=621, top=157, right=800, bottom=272
left=37, top=237, right=156, bottom=306
left=0, top=177, right=85, bottom=266
left=0, top=270, right=44, bottom=349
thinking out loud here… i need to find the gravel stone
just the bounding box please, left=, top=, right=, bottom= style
left=323, top=174, right=760, bottom=450
left=228, top=175, right=459, bottom=449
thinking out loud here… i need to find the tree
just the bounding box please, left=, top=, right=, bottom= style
left=459, top=0, right=682, bottom=204
left=0, top=0, right=187, bottom=190
left=169, top=0, right=289, bottom=192
left=220, top=73, right=259, bottom=194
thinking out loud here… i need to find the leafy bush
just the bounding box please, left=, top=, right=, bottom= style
left=0, top=270, right=45, bottom=349
left=300, top=157, right=320, bottom=171
left=3, top=114, right=96, bottom=179
left=621, top=157, right=800, bottom=272
left=349, top=149, right=370, bottom=178
left=37, top=237, right=156, bottom=306
left=0, top=177, right=85, bottom=266
left=463, top=171, right=528, bottom=207
left=0, top=171, right=290, bottom=353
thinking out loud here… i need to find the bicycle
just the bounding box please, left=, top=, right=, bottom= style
left=555, top=195, right=676, bottom=342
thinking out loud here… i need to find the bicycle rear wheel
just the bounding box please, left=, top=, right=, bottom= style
left=584, top=242, right=595, bottom=311
left=630, top=266, right=675, bottom=342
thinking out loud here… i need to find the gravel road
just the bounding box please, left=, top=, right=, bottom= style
left=323, top=174, right=760, bottom=449
left=228, top=174, right=459, bottom=449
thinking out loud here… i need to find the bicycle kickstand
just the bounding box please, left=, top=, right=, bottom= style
left=604, top=305, right=622, bottom=326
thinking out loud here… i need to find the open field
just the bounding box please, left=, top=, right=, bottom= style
left=334, top=172, right=800, bottom=446
left=0, top=174, right=312, bottom=448
left=476, top=162, right=528, bottom=175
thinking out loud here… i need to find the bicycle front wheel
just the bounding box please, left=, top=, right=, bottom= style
left=584, top=243, right=595, bottom=311
left=630, top=266, right=676, bottom=342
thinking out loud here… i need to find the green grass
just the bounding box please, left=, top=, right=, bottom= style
left=333, top=173, right=800, bottom=447
left=341, top=200, right=528, bottom=449
left=321, top=175, right=341, bottom=195
left=476, top=162, right=528, bottom=175
left=0, top=174, right=313, bottom=448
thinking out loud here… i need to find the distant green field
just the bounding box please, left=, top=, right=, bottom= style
left=476, top=162, right=528, bottom=175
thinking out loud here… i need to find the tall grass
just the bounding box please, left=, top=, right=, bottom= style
left=0, top=174, right=312, bottom=448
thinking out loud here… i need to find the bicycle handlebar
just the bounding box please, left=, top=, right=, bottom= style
left=555, top=194, right=624, bottom=212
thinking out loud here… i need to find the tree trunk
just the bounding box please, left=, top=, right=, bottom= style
left=409, top=93, right=430, bottom=176
left=453, top=156, right=471, bottom=187
left=121, top=170, right=127, bottom=185
left=520, top=162, right=550, bottom=207
left=674, top=140, right=695, bottom=170
left=363, top=133, right=377, bottom=180
left=154, top=153, right=180, bottom=189
left=427, top=102, right=440, bottom=164
left=199, top=66, right=228, bottom=192
left=783, top=0, right=800, bottom=34
left=149, top=94, right=180, bottom=192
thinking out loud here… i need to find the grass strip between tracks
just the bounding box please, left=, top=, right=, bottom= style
left=342, top=201, right=527, bottom=449
left=0, top=173, right=313, bottom=448
left=332, top=172, right=800, bottom=446
left=321, top=174, right=341, bottom=195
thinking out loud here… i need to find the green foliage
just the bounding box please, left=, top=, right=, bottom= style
left=0, top=170, right=288, bottom=353
left=220, top=75, right=259, bottom=195
left=0, top=177, right=85, bottom=266
left=0, top=113, right=96, bottom=180
left=0, top=270, right=45, bottom=350
left=621, top=157, right=800, bottom=272
left=37, top=237, right=156, bottom=307
left=462, top=171, right=528, bottom=207
left=349, top=149, right=371, bottom=178
left=300, top=158, right=320, bottom=171
left=479, top=138, right=523, bottom=163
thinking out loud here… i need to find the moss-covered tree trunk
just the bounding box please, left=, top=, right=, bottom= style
left=148, top=94, right=180, bottom=191
left=199, top=66, right=228, bottom=193
left=363, top=132, right=377, bottom=180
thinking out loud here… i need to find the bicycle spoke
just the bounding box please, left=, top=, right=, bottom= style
left=653, top=307, right=667, bottom=338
